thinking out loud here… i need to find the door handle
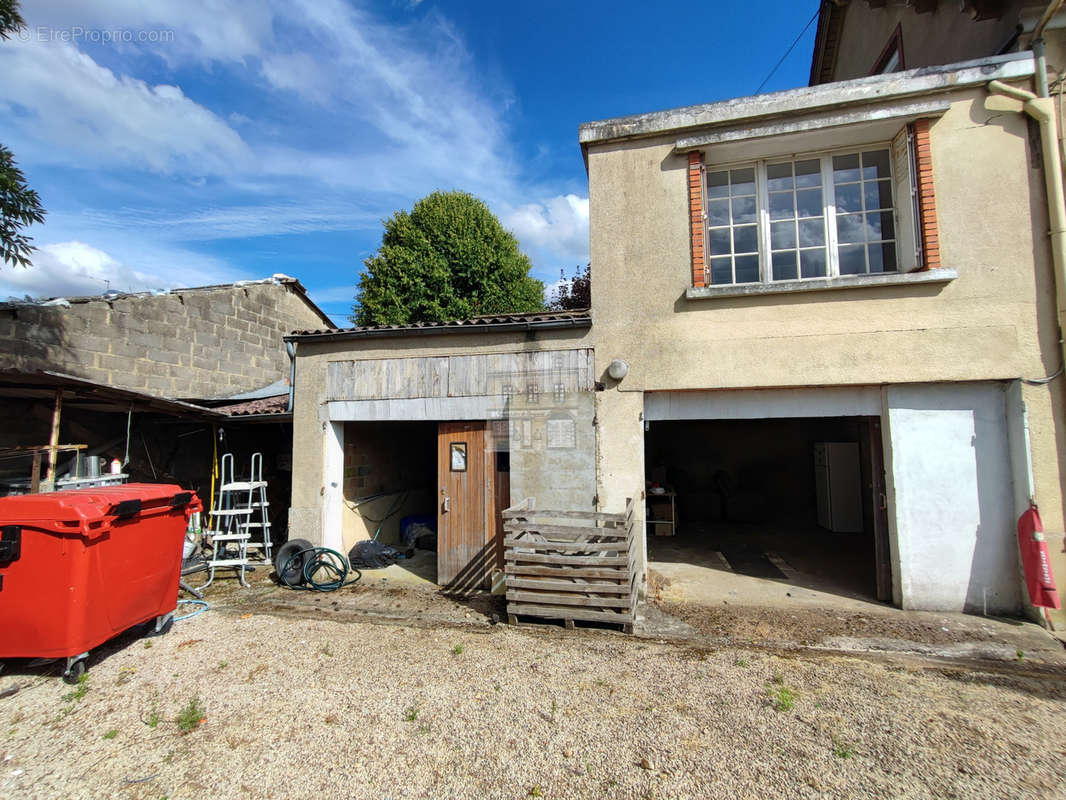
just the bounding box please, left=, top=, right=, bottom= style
left=441, top=488, right=450, bottom=513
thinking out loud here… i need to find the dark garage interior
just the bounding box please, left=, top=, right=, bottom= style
left=644, top=417, right=889, bottom=603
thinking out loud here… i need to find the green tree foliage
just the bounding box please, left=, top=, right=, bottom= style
left=353, top=191, right=544, bottom=325
left=0, top=0, right=45, bottom=268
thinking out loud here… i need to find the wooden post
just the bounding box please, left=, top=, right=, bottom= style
left=30, top=451, right=42, bottom=494
left=45, top=390, right=62, bottom=485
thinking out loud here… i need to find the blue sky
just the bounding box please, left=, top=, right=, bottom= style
left=0, top=1, right=820, bottom=324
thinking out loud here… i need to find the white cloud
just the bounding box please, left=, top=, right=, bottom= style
left=2, top=0, right=589, bottom=297
left=2, top=241, right=172, bottom=299
left=0, top=39, right=250, bottom=175
left=504, top=194, right=590, bottom=267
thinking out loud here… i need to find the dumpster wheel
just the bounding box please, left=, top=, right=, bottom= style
left=62, top=654, right=88, bottom=685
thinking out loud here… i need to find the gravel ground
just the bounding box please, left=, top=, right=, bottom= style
left=4, top=594, right=1066, bottom=800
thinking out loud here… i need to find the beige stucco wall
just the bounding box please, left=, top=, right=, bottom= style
left=587, top=82, right=1066, bottom=608
left=827, top=3, right=1023, bottom=81
left=289, top=327, right=594, bottom=545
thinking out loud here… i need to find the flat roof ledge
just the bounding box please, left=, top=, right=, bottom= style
left=579, top=54, right=1033, bottom=147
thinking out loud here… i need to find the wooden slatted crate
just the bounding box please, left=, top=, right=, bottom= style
left=502, top=497, right=637, bottom=633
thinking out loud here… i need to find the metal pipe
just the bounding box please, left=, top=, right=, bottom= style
left=989, top=79, right=1066, bottom=387
left=1034, top=0, right=1064, bottom=39
left=1034, top=37, right=1050, bottom=97
left=1032, top=0, right=1064, bottom=98
left=285, top=340, right=296, bottom=413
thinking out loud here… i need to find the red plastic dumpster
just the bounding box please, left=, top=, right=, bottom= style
left=0, top=484, right=201, bottom=681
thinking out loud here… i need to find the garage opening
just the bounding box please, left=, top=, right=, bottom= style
left=342, top=421, right=438, bottom=581
left=644, top=417, right=891, bottom=605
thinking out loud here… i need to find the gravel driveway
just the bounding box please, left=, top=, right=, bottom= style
left=3, top=597, right=1066, bottom=799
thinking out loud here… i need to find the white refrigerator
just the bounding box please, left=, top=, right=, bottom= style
left=813, top=442, right=864, bottom=533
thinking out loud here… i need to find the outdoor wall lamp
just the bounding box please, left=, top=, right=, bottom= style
left=608, top=359, right=629, bottom=381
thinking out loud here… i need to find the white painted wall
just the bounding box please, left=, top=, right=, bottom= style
left=883, top=383, right=1020, bottom=613
left=321, top=421, right=345, bottom=552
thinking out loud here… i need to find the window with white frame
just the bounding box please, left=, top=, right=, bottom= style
left=703, top=147, right=897, bottom=285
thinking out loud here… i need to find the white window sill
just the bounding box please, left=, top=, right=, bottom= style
left=685, top=268, right=957, bottom=301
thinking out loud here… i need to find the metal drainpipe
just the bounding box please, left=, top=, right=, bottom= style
left=989, top=78, right=1066, bottom=379
left=285, top=340, right=296, bottom=413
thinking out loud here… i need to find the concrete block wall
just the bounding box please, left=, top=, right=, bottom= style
left=0, top=279, right=331, bottom=400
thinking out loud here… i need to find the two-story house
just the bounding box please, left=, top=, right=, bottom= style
left=288, top=12, right=1066, bottom=622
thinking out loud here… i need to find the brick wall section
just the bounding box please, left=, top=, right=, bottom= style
left=688, top=151, right=707, bottom=287
left=913, top=118, right=941, bottom=271
left=0, top=280, right=331, bottom=400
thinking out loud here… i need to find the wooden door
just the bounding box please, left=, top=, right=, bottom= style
left=437, top=421, right=491, bottom=591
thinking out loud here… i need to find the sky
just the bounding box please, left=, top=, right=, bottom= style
left=0, top=0, right=821, bottom=325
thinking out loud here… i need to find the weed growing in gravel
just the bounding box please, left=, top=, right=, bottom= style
left=528, top=786, right=543, bottom=798
left=832, top=735, right=854, bottom=759
left=216, top=661, right=228, bottom=671
left=772, top=686, right=795, bottom=712
left=62, top=673, right=88, bottom=703
left=143, top=641, right=153, bottom=649
left=735, top=657, right=748, bottom=668
left=177, top=697, right=206, bottom=734
left=453, top=643, right=464, bottom=655
left=404, top=705, right=419, bottom=722
left=102, top=729, right=118, bottom=740
left=1016, top=649, right=1025, bottom=662
left=550, top=699, right=558, bottom=724
left=320, top=643, right=333, bottom=657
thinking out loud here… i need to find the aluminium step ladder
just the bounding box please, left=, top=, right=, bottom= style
left=197, top=452, right=272, bottom=589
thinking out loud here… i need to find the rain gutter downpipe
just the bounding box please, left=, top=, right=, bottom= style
left=988, top=73, right=1066, bottom=380
left=285, top=340, right=296, bottom=413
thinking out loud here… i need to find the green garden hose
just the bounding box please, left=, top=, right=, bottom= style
left=278, top=547, right=361, bottom=592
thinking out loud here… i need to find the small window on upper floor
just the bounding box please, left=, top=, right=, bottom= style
left=871, top=24, right=904, bottom=76
left=704, top=148, right=897, bottom=286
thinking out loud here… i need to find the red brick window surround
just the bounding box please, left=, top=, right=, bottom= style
left=912, top=118, right=940, bottom=270
left=688, top=151, right=706, bottom=287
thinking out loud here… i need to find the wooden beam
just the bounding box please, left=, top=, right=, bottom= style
left=30, top=451, right=42, bottom=494
left=44, top=390, right=63, bottom=484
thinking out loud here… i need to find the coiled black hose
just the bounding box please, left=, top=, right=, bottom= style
left=277, top=546, right=361, bottom=592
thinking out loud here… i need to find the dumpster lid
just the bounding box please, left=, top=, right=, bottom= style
left=0, top=483, right=196, bottom=523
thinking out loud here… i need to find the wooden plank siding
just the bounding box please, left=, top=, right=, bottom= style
left=503, top=497, right=637, bottom=633
left=327, top=349, right=595, bottom=402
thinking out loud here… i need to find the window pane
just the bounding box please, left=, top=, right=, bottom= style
left=836, top=212, right=864, bottom=244
left=733, top=224, right=758, bottom=253
left=730, top=168, right=755, bottom=196
left=769, top=191, right=794, bottom=220
left=708, top=228, right=731, bottom=256
left=795, top=159, right=821, bottom=188
left=800, top=248, right=827, bottom=278
left=772, top=251, right=798, bottom=281
left=767, top=163, right=793, bottom=192
left=770, top=220, right=796, bottom=250
left=706, top=198, right=730, bottom=226
left=732, top=195, right=757, bottom=224
left=861, top=150, right=891, bottom=180
left=864, top=179, right=893, bottom=211
left=796, top=188, right=822, bottom=218
left=833, top=153, right=860, bottom=183
left=835, top=183, right=862, bottom=213
left=735, top=255, right=759, bottom=283
left=798, top=218, right=825, bottom=247
left=839, top=244, right=866, bottom=275
left=706, top=170, right=729, bottom=200
left=866, top=211, right=895, bottom=241
left=870, top=243, right=898, bottom=273
left=710, top=257, right=732, bottom=285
